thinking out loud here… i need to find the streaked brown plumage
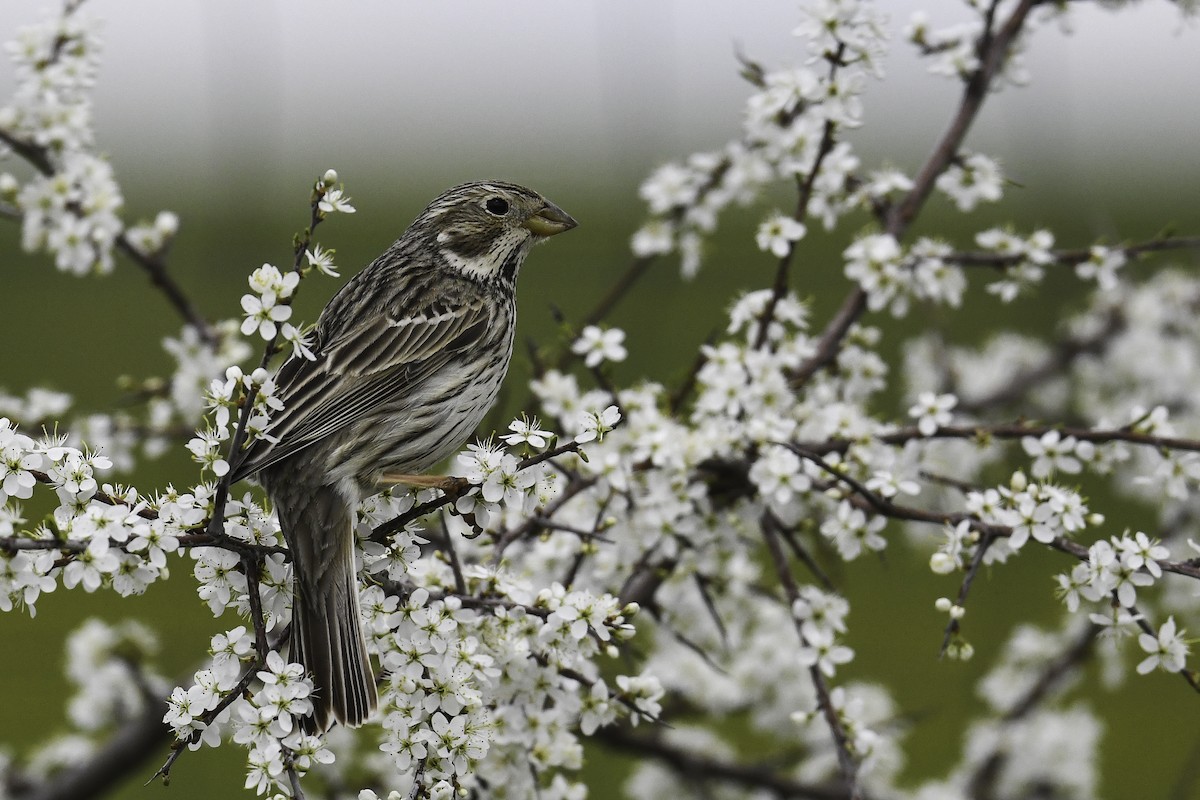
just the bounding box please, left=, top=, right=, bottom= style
left=232, top=181, right=576, bottom=730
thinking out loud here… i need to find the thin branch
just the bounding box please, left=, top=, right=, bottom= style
left=242, top=552, right=271, bottom=659
left=582, top=256, right=657, bottom=328
left=1002, top=622, right=1097, bottom=723
left=938, top=530, right=994, bottom=657
left=760, top=513, right=861, bottom=800
left=754, top=45, right=845, bottom=351
left=766, top=508, right=836, bottom=591
left=370, top=439, right=588, bottom=547
left=594, top=726, right=856, bottom=800
left=208, top=189, right=326, bottom=539
left=948, top=235, right=1200, bottom=270
left=435, top=513, right=468, bottom=595
left=405, top=761, right=427, bottom=800
left=150, top=661, right=263, bottom=785
left=793, top=0, right=1038, bottom=389
left=16, top=703, right=169, bottom=800
left=799, top=422, right=1200, bottom=458
left=668, top=330, right=716, bottom=415
left=286, top=763, right=307, bottom=800
left=0, top=127, right=217, bottom=344
left=114, top=233, right=217, bottom=345
left=887, top=0, right=1037, bottom=234
left=692, top=572, right=731, bottom=650
left=966, top=621, right=1098, bottom=799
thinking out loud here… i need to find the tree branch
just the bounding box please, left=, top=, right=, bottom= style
left=595, top=726, right=856, bottom=800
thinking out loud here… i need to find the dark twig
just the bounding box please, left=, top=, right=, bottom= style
left=114, top=234, right=217, bottom=346
left=692, top=573, right=730, bottom=650
left=793, top=0, right=1039, bottom=389
left=17, top=703, right=169, bottom=800
left=370, top=440, right=588, bottom=547
left=286, top=764, right=307, bottom=800
left=948, top=235, right=1200, bottom=271
left=595, top=726, right=855, bottom=800
left=797, top=422, right=1200, bottom=458
left=150, top=662, right=262, bottom=785
left=773, top=515, right=836, bottom=591
left=583, top=256, right=657, bottom=329
left=887, top=0, right=1037, bottom=234
left=207, top=187, right=326, bottom=541
left=753, top=44, right=845, bottom=352
left=242, top=553, right=271, bottom=659
left=966, top=621, right=1098, bottom=799
left=435, top=512, right=468, bottom=595
left=668, top=331, right=716, bottom=415
left=938, top=530, right=995, bottom=657
left=406, top=760, right=427, bottom=800
left=760, top=515, right=861, bottom=799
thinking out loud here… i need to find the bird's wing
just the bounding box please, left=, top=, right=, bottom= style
left=231, top=296, right=490, bottom=481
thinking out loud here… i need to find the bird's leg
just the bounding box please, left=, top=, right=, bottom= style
left=378, top=473, right=469, bottom=496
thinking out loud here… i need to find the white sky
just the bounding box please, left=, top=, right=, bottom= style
left=1, top=1, right=1198, bottom=197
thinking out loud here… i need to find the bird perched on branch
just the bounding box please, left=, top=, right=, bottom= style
left=232, top=181, right=577, bottom=731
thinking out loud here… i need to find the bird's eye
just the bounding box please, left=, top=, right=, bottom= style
left=484, top=196, right=510, bottom=216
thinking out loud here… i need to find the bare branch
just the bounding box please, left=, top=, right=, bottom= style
left=760, top=513, right=862, bottom=799
left=595, top=726, right=857, bottom=800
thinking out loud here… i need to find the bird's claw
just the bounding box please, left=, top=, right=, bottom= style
left=378, top=473, right=470, bottom=498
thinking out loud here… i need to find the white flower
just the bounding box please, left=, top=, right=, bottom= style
left=755, top=212, right=807, bottom=258
left=936, top=152, right=1003, bottom=211
left=1115, top=531, right=1169, bottom=579
left=639, top=161, right=702, bottom=214
left=572, top=326, right=627, bottom=368
left=247, top=264, right=299, bottom=300
left=630, top=219, right=674, bottom=257
left=305, top=243, right=339, bottom=276
left=240, top=290, right=292, bottom=341
left=1022, top=430, right=1092, bottom=478
left=908, top=391, right=956, bottom=436
left=844, top=233, right=906, bottom=313
left=797, top=626, right=855, bottom=677
left=1075, top=245, right=1125, bottom=290
left=1137, top=617, right=1189, bottom=675
left=501, top=415, right=553, bottom=449
left=574, top=405, right=621, bottom=444
left=186, top=428, right=230, bottom=477
left=318, top=188, right=355, bottom=214
left=279, top=322, right=316, bottom=361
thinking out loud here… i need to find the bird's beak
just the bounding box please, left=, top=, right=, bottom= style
left=523, top=201, right=578, bottom=237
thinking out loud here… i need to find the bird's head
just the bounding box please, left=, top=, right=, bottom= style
left=419, top=181, right=577, bottom=286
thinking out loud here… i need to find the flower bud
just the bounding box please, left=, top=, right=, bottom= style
left=322, top=169, right=338, bottom=187
left=930, top=552, right=957, bottom=575
left=0, top=172, right=18, bottom=198
left=155, top=210, right=180, bottom=236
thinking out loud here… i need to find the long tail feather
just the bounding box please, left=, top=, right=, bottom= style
left=274, top=483, right=377, bottom=731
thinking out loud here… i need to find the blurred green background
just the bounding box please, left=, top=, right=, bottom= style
left=3, top=1, right=1200, bottom=798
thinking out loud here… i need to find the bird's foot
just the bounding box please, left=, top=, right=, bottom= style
left=378, top=473, right=470, bottom=497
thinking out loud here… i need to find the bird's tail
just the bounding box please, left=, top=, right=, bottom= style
left=274, top=483, right=378, bottom=732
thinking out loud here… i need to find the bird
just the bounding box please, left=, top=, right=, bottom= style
left=230, top=181, right=577, bottom=731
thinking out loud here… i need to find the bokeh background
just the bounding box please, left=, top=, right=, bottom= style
left=3, top=1, right=1200, bottom=798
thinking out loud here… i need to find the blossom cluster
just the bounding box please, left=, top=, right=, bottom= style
left=0, top=9, right=127, bottom=276
left=630, top=0, right=888, bottom=276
